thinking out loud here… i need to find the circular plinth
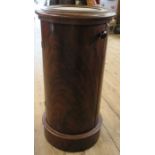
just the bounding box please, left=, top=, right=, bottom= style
left=43, top=113, right=102, bottom=152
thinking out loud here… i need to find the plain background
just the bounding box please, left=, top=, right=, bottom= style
left=0, top=0, right=155, bottom=155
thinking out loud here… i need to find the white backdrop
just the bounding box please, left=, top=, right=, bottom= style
left=100, top=0, right=118, bottom=12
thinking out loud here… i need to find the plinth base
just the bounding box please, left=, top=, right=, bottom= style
left=42, top=113, right=102, bottom=152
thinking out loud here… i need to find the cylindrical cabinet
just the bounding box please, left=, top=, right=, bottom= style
left=36, top=6, right=115, bottom=152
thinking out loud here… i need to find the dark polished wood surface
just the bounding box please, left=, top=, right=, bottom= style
left=36, top=5, right=114, bottom=152
left=41, top=21, right=108, bottom=134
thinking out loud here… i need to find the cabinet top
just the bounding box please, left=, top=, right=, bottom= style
left=36, top=5, right=115, bottom=25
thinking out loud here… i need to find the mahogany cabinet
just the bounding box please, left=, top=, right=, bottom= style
left=36, top=5, right=115, bottom=152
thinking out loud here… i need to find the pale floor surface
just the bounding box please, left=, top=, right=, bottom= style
left=34, top=16, right=120, bottom=155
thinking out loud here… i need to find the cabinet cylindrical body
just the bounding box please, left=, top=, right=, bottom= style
left=36, top=5, right=115, bottom=152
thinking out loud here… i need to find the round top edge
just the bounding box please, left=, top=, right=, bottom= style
left=35, top=5, right=116, bottom=19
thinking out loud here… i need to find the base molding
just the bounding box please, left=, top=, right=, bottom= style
left=42, top=113, right=102, bottom=152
